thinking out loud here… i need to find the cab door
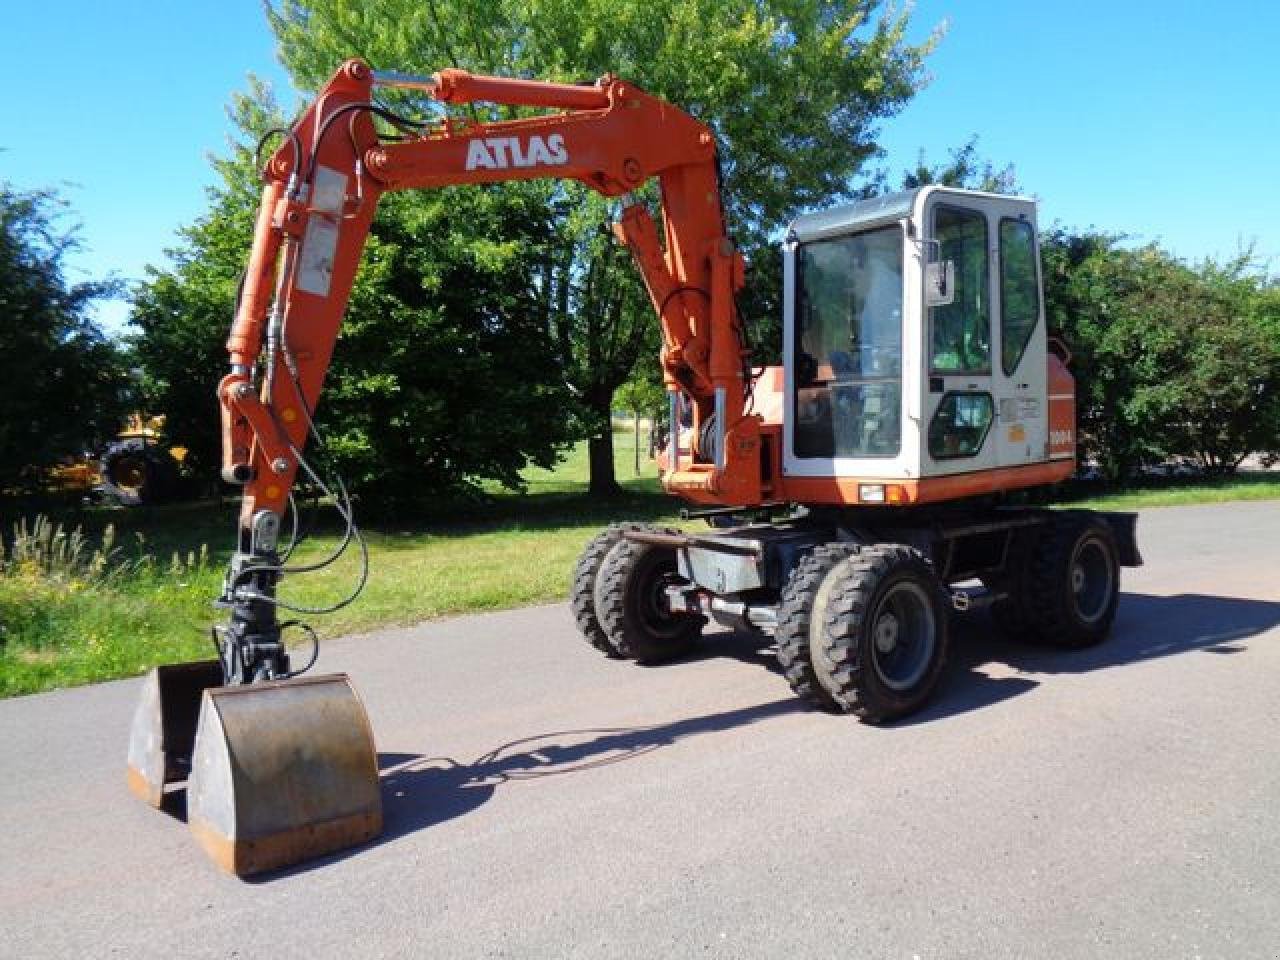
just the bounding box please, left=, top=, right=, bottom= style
left=921, top=196, right=998, bottom=476
left=987, top=201, right=1047, bottom=468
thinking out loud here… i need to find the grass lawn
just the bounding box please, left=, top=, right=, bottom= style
left=0, top=425, right=678, bottom=696
left=1068, top=473, right=1280, bottom=510
left=2, top=423, right=1277, bottom=697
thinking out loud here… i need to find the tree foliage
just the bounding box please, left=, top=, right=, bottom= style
left=0, top=183, right=129, bottom=491
left=1043, top=232, right=1280, bottom=477
left=898, top=137, right=1019, bottom=195
left=266, top=0, right=938, bottom=492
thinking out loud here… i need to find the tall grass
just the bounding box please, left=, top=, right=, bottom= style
left=0, top=516, right=215, bottom=697
left=1, top=514, right=210, bottom=583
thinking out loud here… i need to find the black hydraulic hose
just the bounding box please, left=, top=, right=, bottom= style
left=305, top=101, right=425, bottom=193
left=280, top=621, right=320, bottom=677
left=254, top=126, right=306, bottom=183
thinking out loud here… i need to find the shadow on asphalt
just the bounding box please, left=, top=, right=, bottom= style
left=374, top=696, right=800, bottom=842
left=896, top=590, right=1280, bottom=726
left=682, top=589, right=1279, bottom=728
left=249, top=589, right=1278, bottom=880
left=246, top=696, right=801, bottom=880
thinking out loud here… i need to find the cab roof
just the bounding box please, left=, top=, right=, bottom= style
left=786, top=186, right=1036, bottom=244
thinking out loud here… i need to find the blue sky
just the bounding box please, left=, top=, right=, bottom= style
left=4, top=1, right=1276, bottom=332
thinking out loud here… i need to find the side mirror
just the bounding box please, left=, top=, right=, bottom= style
left=925, top=259, right=955, bottom=307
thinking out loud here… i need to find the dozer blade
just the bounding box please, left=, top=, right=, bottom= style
left=126, top=661, right=224, bottom=807
left=186, top=673, right=382, bottom=877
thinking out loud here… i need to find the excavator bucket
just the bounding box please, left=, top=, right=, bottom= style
left=126, top=660, right=224, bottom=807
left=186, top=673, right=382, bottom=876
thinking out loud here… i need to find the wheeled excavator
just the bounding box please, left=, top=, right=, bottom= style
left=127, top=59, right=1141, bottom=877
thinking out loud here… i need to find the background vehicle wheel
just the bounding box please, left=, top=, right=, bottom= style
left=99, top=439, right=174, bottom=506
left=570, top=524, right=642, bottom=658
left=812, top=545, right=949, bottom=723
left=1026, top=514, right=1120, bottom=648
left=596, top=532, right=702, bottom=663
left=775, top=543, right=860, bottom=709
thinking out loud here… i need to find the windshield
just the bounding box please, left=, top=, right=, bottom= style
left=794, top=225, right=903, bottom=458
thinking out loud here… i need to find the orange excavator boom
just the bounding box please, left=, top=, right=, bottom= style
left=221, top=58, right=759, bottom=543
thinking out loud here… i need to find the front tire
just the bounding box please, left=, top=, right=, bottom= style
left=812, top=545, right=950, bottom=723
left=571, top=525, right=641, bottom=658
left=775, top=543, right=860, bottom=709
left=596, top=533, right=702, bottom=663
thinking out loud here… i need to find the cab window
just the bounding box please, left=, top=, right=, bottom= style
left=928, top=392, right=994, bottom=459
left=794, top=225, right=903, bottom=459
left=999, top=218, right=1039, bottom=375
left=930, top=207, right=989, bottom=374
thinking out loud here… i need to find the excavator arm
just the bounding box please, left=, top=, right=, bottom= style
left=211, top=57, right=769, bottom=694
left=221, top=58, right=758, bottom=567
left=128, top=59, right=765, bottom=877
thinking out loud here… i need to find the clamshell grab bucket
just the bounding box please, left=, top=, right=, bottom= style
left=186, top=673, right=382, bottom=876
left=126, top=661, right=225, bottom=807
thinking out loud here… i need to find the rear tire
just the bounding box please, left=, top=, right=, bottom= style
left=570, top=525, right=640, bottom=658
left=982, top=527, right=1038, bottom=640
left=596, top=532, right=702, bottom=663
left=99, top=439, right=174, bottom=506
left=812, top=545, right=950, bottom=723
left=1025, top=514, right=1120, bottom=648
left=775, top=543, right=860, bottom=709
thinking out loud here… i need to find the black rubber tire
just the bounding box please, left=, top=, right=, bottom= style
left=596, top=530, right=702, bottom=663
left=570, top=524, right=643, bottom=658
left=99, top=439, right=173, bottom=506
left=775, top=543, right=861, bottom=709
left=812, top=544, right=950, bottom=724
left=982, top=526, right=1040, bottom=640
left=1025, top=513, right=1121, bottom=648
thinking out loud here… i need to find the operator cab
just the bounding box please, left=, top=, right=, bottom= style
left=778, top=186, right=1073, bottom=504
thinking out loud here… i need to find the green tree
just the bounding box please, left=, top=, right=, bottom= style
left=0, top=183, right=129, bottom=491
left=267, top=0, right=939, bottom=493
left=899, top=137, right=1019, bottom=194
left=131, top=100, right=265, bottom=477
left=1041, top=232, right=1280, bottom=478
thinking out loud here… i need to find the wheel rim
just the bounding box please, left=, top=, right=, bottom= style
left=1069, top=536, right=1114, bottom=624
left=635, top=557, right=685, bottom=640
left=869, top=580, right=936, bottom=692
left=113, top=458, right=147, bottom=494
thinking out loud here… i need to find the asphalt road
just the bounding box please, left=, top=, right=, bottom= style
left=2, top=501, right=1279, bottom=959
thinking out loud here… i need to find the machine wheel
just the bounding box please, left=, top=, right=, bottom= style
left=811, top=544, right=949, bottom=723
left=775, top=543, right=861, bottom=709
left=596, top=531, right=702, bottom=663
left=99, top=438, right=174, bottom=506
left=1025, top=514, right=1120, bottom=648
left=570, top=524, right=643, bottom=658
